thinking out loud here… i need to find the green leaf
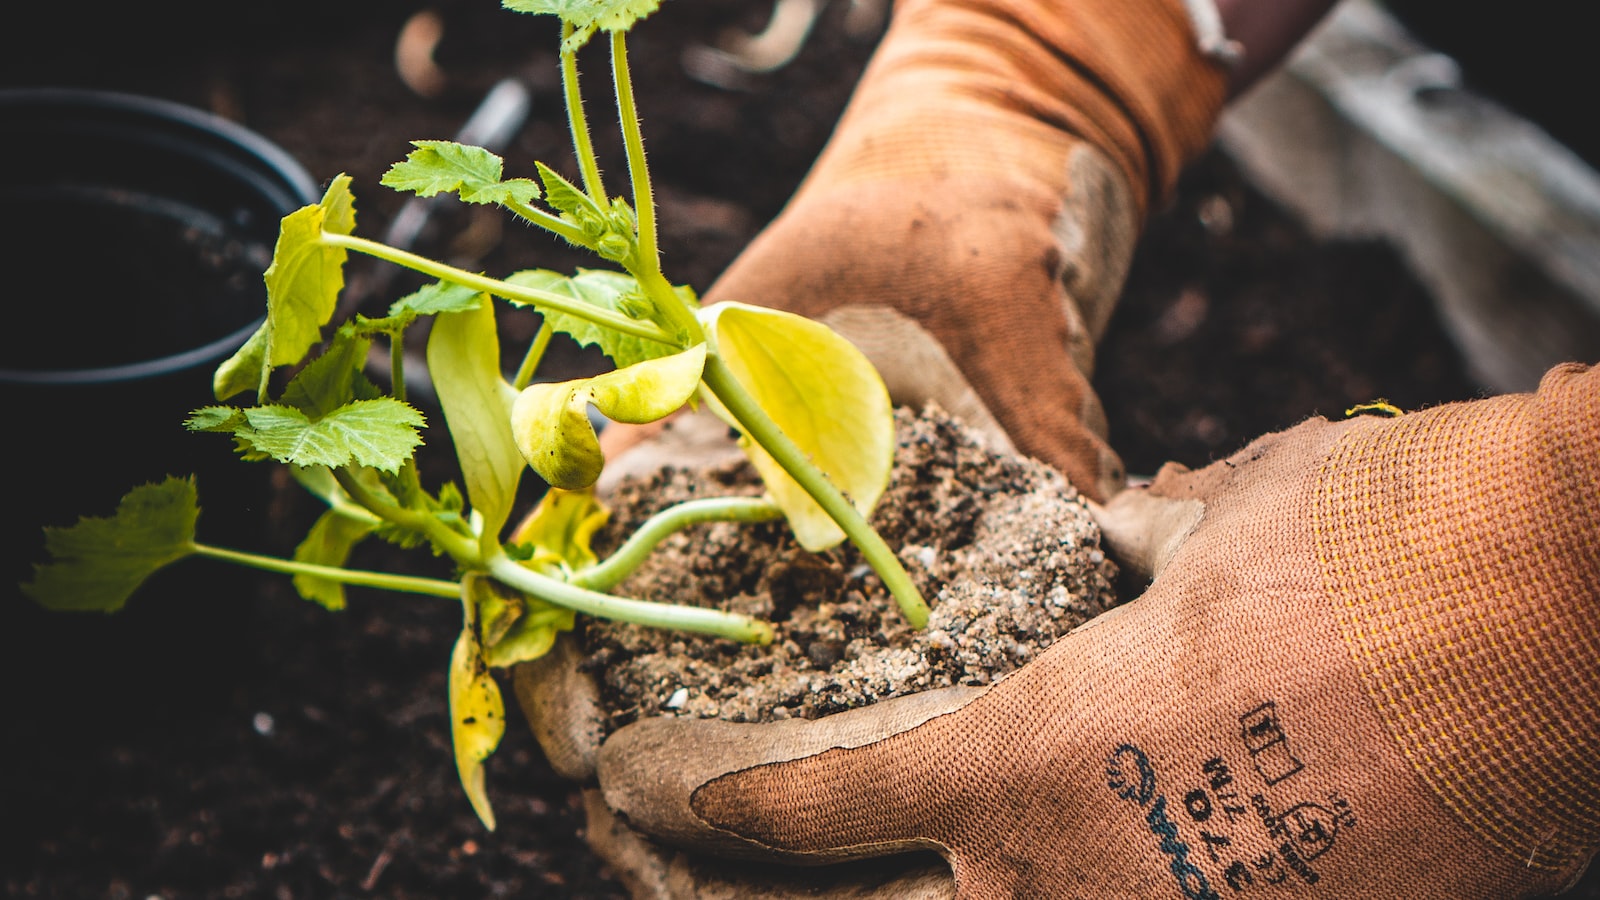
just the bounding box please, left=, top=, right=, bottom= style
left=280, top=330, right=377, bottom=419
left=214, top=176, right=358, bottom=402
left=504, top=268, right=680, bottom=368
left=534, top=162, right=593, bottom=217
left=381, top=141, right=541, bottom=206
left=21, top=477, right=200, bottom=613
left=503, top=0, right=663, bottom=49
left=389, top=281, right=485, bottom=320
left=473, top=578, right=575, bottom=668
left=451, top=578, right=507, bottom=831
left=215, top=400, right=426, bottom=473
left=427, top=295, right=524, bottom=542
left=482, top=603, right=574, bottom=668
left=508, top=487, right=610, bottom=572
left=291, top=509, right=376, bottom=611
left=264, top=175, right=358, bottom=372
left=511, top=344, right=706, bottom=490
left=702, top=302, right=893, bottom=551
left=213, top=320, right=270, bottom=401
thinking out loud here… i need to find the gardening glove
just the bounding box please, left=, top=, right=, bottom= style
left=596, top=361, right=1600, bottom=899
left=653, top=0, right=1233, bottom=503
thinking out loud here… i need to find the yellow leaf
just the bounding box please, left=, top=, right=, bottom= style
left=700, top=302, right=893, bottom=551
left=449, top=605, right=506, bottom=831
left=508, top=487, right=611, bottom=572
left=511, top=343, right=706, bottom=490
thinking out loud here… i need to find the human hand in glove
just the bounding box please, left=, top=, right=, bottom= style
left=599, top=362, right=1600, bottom=899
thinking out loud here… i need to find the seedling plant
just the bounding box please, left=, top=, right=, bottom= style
left=23, top=0, right=928, bottom=829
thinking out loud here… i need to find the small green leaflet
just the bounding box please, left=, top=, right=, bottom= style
left=388, top=281, right=484, bottom=319
left=382, top=141, right=541, bottom=206
left=292, top=509, right=377, bottom=611
left=505, top=268, right=684, bottom=368
left=534, top=162, right=589, bottom=217
left=502, top=0, right=662, bottom=49
left=188, top=400, right=426, bottom=473
left=214, top=175, right=358, bottom=401
left=279, top=330, right=379, bottom=419
left=533, top=163, right=639, bottom=264
left=21, top=477, right=200, bottom=613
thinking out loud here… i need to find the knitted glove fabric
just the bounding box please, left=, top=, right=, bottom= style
left=599, top=363, right=1600, bottom=899
left=700, top=0, right=1227, bottom=500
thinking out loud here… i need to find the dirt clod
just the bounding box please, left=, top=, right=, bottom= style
left=580, top=405, right=1121, bottom=732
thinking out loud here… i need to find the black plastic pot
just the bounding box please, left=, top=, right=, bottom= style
left=0, top=89, right=319, bottom=727
left=1, top=88, right=320, bottom=574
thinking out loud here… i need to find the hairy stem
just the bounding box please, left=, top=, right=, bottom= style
left=486, top=553, right=773, bottom=644
left=502, top=198, right=588, bottom=247
left=562, top=24, right=606, bottom=202
left=322, top=233, right=675, bottom=346
left=700, top=354, right=930, bottom=628
left=574, top=496, right=783, bottom=593
left=610, top=31, right=702, bottom=344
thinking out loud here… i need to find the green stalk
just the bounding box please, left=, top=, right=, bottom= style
left=486, top=553, right=773, bottom=644
left=562, top=24, right=606, bottom=202
left=700, top=353, right=931, bottom=628
left=331, top=468, right=480, bottom=564
left=610, top=31, right=702, bottom=345
left=322, top=233, right=674, bottom=346
left=503, top=198, right=588, bottom=248
left=388, top=331, right=407, bottom=403
left=573, top=496, right=782, bottom=593
left=192, top=544, right=461, bottom=598
left=511, top=320, right=554, bottom=391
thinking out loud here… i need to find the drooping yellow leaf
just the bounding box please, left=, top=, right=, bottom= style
left=511, top=343, right=706, bottom=490
left=700, top=302, right=893, bottom=551
left=449, top=588, right=506, bottom=831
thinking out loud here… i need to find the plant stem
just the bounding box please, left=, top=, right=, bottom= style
left=388, top=332, right=407, bottom=403
left=322, top=233, right=675, bottom=346
left=700, top=353, right=931, bottom=628
left=332, top=467, right=480, bottom=564
left=512, top=320, right=554, bottom=391
left=486, top=553, right=773, bottom=644
left=610, top=31, right=702, bottom=345
left=574, top=496, right=782, bottom=593
left=502, top=198, right=588, bottom=247
left=562, top=24, right=606, bottom=202
left=192, top=544, right=461, bottom=598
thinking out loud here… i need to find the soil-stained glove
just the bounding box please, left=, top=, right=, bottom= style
left=692, top=0, right=1228, bottom=502
left=597, top=362, right=1600, bottom=899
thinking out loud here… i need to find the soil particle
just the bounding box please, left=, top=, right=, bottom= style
left=579, top=405, right=1120, bottom=732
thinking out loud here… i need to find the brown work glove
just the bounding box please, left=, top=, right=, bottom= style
left=665, top=0, right=1228, bottom=502
left=597, top=362, right=1600, bottom=899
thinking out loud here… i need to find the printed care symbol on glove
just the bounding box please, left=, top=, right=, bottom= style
left=1239, top=701, right=1304, bottom=786
left=1106, top=743, right=1222, bottom=900
left=1277, top=795, right=1357, bottom=862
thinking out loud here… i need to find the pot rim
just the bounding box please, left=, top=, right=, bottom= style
left=0, top=87, right=320, bottom=386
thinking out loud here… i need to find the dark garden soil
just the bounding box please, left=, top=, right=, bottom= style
left=3, top=1, right=1594, bottom=898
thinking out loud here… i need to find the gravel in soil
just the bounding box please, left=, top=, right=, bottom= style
left=581, top=405, right=1119, bottom=732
